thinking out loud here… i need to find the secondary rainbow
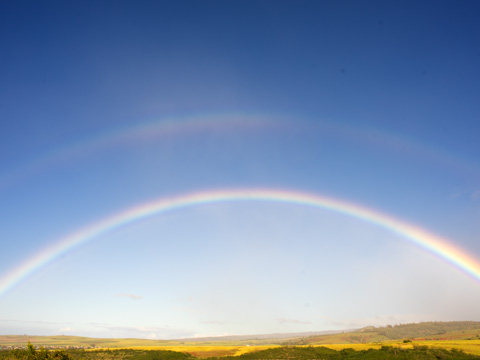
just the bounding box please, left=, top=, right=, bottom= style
left=1, top=188, right=480, bottom=297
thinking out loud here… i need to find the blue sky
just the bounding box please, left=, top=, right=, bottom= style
left=1, top=0, right=480, bottom=339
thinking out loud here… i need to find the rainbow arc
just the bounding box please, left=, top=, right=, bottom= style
left=1, top=188, right=479, bottom=297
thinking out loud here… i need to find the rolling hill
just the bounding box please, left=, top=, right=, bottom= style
left=282, top=321, right=480, bottom=345
left=1, top=321, right=480, bottom=349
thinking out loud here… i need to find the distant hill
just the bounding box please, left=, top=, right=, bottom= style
left=177, top=330, right=348, bottom=342
left=283, top=321, right=480, bottom=345
left=1, top=321, right=480, bottom=348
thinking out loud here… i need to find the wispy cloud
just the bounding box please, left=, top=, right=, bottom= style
left=0, top=318, right=72, bottom=325
left=450, top=187, right=480, bottom=202
left=199, top=320, right=228, bottom=325
left=277, top=318, right=311, bottom=325
left=91, top=323, right=194, bottom=339
left=59, top=327, right=75, bottom=332
left=116, top=293, right=143, bottom=300
left=471, top=189, right=480, bottom=202
left=193, top=332, right=231, bottom=338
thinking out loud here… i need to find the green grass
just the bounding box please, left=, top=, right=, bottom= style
left=3, top=342, right=480, bottom=360
left=0, top=335, right=179, bottom=348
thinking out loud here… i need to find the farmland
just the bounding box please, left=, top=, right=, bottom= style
left=2, top=343, right=480, bottom=360
left=2, top=322, right=480, bottom=358
left=89, top=340, right=480, bottom=357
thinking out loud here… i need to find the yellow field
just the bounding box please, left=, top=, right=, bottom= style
left=93, top=345, right=281, bottom=358
left=91, top=340, right=480, bottom=357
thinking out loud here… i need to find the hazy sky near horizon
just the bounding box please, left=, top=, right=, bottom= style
left=1, top=0, right=480, bottom=340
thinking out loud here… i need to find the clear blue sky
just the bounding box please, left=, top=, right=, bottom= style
left=1, top=0, right=480, bottom=339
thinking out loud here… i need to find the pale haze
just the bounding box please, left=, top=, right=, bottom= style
left=1, top=1, right=480, bottom=340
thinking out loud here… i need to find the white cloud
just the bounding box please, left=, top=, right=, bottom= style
left=59, top=327, right=74, bottom=332
left=471, top=190, right=480, bottom=202
left=199, top=320, right=227, bottom=325
left=193, top=332, right=231, bottom=338
left=0, top=319, right=71, bottom=325
left=91, top=323, right=195, bottom=339
left=450, top=188, right=480, bottom=202
left=277, top=318, right=311, bottom=325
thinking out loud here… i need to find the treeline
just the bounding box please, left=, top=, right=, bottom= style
left=0, top=342, right=71, bottom=360
left=360, top=321, right=480, bottom=340
left=0, top=345, right=193, bottom=360
left=285, top=321, right=480, bottom=345
left=230, top=345, right=480, bottom=359
left=2, top=345, right=480, bottom=360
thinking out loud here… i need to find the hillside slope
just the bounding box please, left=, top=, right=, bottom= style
left=284, top=321, right=480, bottom=345
left=2, top=321, right=480, bottom=348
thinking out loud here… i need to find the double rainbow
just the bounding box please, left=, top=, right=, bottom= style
left=1, top=188, right=479, bottom=297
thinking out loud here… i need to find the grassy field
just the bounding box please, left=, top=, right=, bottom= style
left=294, top=322, right=480, bottom=345
left=99, top=345, right=281, bottom=358
left=318, top=340, right=480, bottom=356
left=0, top=335, right=179, bottom=348
left=2, top=323, right=480, bottom=358
left=88, top=341, right=480, bottom=358
left=398, top=340, right=480, bottom=356
left=3, top=339, right=480, bottom=358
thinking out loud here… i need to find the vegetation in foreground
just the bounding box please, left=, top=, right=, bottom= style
left=2, top=343, right=480, bottom=360
left=2, top=322, right=480, bottom=359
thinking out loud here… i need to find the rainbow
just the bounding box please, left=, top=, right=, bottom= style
left=0, top=114, right=279, bottom=191
left=1, top=188, right=480, bottom=297
left=3, top=113, right=477, bottom=193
